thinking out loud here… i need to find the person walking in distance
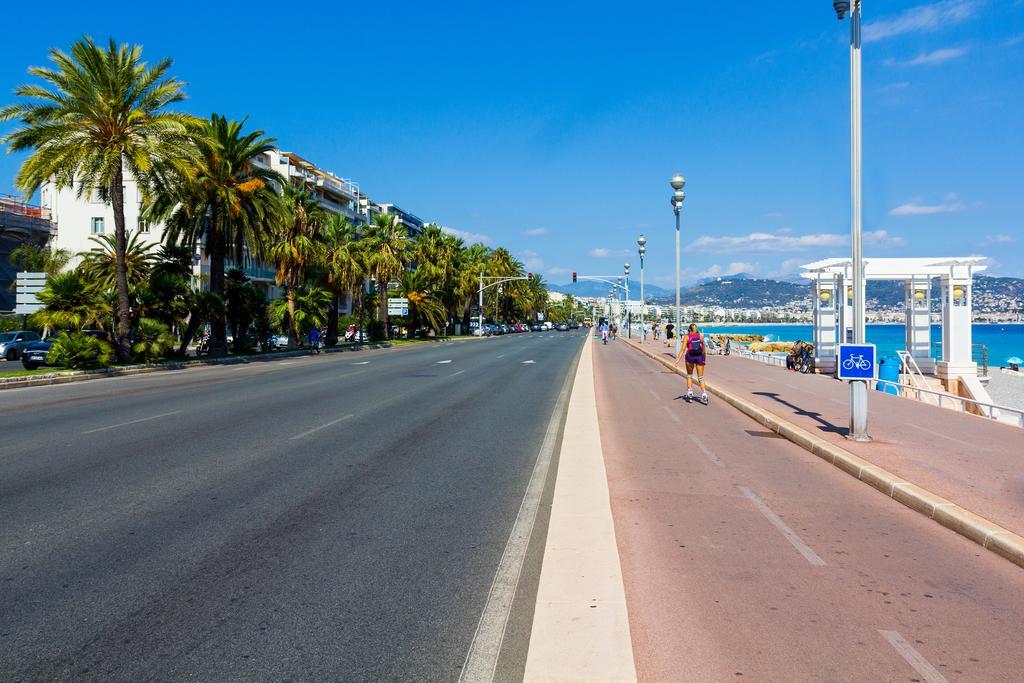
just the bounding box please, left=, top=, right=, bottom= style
left=675, top=323, right=709, bottom=405
left=664, top=322, right=675, bottom=348
left=309, top=326, right=320, bottom=354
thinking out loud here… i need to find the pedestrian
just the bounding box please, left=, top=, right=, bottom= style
left=665, top=322, right=675, bottom=347
left=725, top=338, right=732, bottom=356
left=653, top=323, right=661, bottom=341
left=309, top=326, right=320, bottom=354
left=599, top=320, right=609, bottom=345
left=674, top=323, right=709, bottom=405
left=610, top=322, right=617, bottom=340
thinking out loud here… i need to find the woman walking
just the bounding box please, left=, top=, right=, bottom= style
left=674, top=323, right=709, bottom=405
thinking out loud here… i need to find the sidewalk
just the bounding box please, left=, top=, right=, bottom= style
left=628, top=336, right=1024, bottom=541
left=594, top=339, right=1024, bottom=680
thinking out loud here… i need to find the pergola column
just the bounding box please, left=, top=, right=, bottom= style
left=837, top=274, right=858, bottom=345
left=812, top=276, right=838, bottom=374
left=936, top=269, right=976, bottom=381
left=904, top=276, right=935, bottom=373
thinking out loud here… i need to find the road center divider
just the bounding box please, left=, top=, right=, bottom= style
left=622, top=338, right=1024, bottom=572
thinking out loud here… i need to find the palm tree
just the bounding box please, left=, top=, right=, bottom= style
left=35, top=270, right=110, bottom=332
left=1, top=36, right=196, bottom=363
left=150, top=113, right=282, bottom=356
left=414, top=224, right=463, bottom=331
left=9, top=243, right=71, bottom=275
left=362, top=213, right=410, bottom=336
left=78, top=231, right=157, bottom=294
left=398, top=269, right=445, bottom=335
left=271, top=184, right=325, bottom=347
left=268, top=284, right=330, bottom=344
left=320, top=213, right=364, bottom=345
left=457, top=242, right=491, bottom=328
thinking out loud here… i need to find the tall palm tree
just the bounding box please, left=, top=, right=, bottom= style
left=150, top=113, right=282, bottom=356
left=320, top=213, right=364, bottom=345
left=362, top=213, right=410, bottom=336
left=271, top=184, right=325, bottom=347
left=457, top=242, right=491, bottom=328
left=414, top=224, right=463, bottom=331
left=0, top=36, right=196, bottom=363
left=8, top=243, right=71, bottom=276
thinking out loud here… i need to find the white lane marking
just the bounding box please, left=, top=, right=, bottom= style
left=738, top=486, right=826, bottom=567
left=352, top=361, right=371, bottom=365
left=82, top=410, right=182, bottom=435
left=662, top=405, right=681, bottom=424
left=290, top=413, right=355, bottom=440
left=279, top=361, right=296, bottom=365
left=647, top=387, right=660, bottom=400
left=879, top=630, right=949, bottom=683
left=460, top=335, right=577, bottom=682
left=449, top=370, right=466, bottom=377
left=909, top=423, right=990, bottom=452
left=436, top=359, right=452, bottom=364
left=689, top=433, right=725, bottom=468
left=522, top=360, right=535, bottom=364
left=496, top=354, right=506, bottom=359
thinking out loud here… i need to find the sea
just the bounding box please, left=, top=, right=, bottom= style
left=701, top=323, right=1024, bottom=365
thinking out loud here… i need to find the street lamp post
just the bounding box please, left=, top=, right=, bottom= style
left=637, top=234, right=647, bottom=342
left=670, top=173, right=686, bottom=357
left=834, top=0, right=869, bottom=441
left=624, top=263, right=631, bottom=338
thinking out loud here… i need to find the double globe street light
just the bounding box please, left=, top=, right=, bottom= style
left=637, top=234, right=647, bottom=342
left=624, top=262, right=631, bottom=338
left=670, top=173, right=686, bottom=357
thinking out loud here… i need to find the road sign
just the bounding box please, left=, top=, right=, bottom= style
left=387, top=307, right=408, bottom=316
left=15, top=271, right=46, bottom=314
left=837, top=343, right=876, bottom=380
left=387, top=297, right=408, bottom=306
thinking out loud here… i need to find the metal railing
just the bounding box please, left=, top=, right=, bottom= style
left=735, top=349, right=788, bottom=367
left=931, top=342, right=989, bottom=377
left=873, top=379, right=1024, bottom=428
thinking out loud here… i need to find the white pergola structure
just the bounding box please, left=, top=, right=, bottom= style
left=801, top=257, right=986, bottom=384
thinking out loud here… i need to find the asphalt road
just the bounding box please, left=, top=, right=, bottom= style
left=0, top=331, right=586, bottom=681
left=596, top=340, right=1024, bottom=681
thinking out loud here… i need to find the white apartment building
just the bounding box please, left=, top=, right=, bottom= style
left=41, top=148, right=404, bottom=309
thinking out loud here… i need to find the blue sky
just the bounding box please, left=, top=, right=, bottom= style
left=1, top=0, right=1022, bottom=285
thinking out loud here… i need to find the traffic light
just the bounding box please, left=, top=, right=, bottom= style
left=527, top=272, right=533, bottom=279
left=572, top=271, right=577, bottom=283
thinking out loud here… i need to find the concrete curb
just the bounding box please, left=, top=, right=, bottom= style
left=0, top=336, right=475, bottom=391
left=622, top=338, right=1024, bottom=572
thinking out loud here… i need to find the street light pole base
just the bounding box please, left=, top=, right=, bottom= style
left=844, top=432, right=873, bottom=443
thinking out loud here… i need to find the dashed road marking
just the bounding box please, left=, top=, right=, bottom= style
left=436, top=360, right=453, bottom=365
left=879, top=630, right=949, bottom=683
left=738, top=486, right=826, bottom=566
left=82, top=411, right=182, bottom=434
left=522, top=360, right=535, bottom=364
left=290, top=413, right=355, bottom=440
left=449, top=370, right=466, bottom=377
left=689, top=433, right=725, bottom=468
left=352, top=361, right=371, bottom=365
left=662, top=406, right=681, bottom=424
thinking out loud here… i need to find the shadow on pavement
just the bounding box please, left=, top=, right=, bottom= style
left=752, top=391, right=848, bottom=436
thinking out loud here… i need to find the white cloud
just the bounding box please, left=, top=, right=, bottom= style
left=773, top=258, right=808, bottom=277
left=888, top=196, right=966, bottom=215
left=865, top=0, right=980, bottom=43
left=762, top=211, right=785, bottom=218
left=689, top=231, right=848, bottom=253
left=522, top=227, right=547, bottom=237
left=441, top=226, right=491, bottom=245
left=547, top=266, right=568, bottom=276
left=863, top=230, right=908, bottom=247
left=980, top=234, right=1017, bottom=246
left=588, top=247, right=631, bottom=258
left=696, top=262, right=759, bottom=279
left=1003, top=34, right=1024, bottom=47
left=518, top=249, right=545, bottom=271
left=887, top=47, right=968, bottom=66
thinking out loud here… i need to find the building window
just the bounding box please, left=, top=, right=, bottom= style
left=138, top=220, right=150, bottom=234
left=91, top=217, right=105, bottom=234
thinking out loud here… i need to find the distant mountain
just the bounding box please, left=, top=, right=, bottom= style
left=637, top=274, right=1024, bottom=312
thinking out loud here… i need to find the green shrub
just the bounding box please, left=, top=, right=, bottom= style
left=46, top=333, right=113, bottom=369
left=368, top=320, right=386, bottom=341
left=131, top=318, right=176, bottom=363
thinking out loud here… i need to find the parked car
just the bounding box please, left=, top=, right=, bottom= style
left=0, top=331, right=41, bottom=361
left=20, top=330, right=108, bottom=370
left=555, top=322, right=569, bottom=331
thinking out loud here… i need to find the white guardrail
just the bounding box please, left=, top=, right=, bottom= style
left=734, top=349, right=1024, bottom=429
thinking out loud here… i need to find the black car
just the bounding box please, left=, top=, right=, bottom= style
left=531, top=323, right=543, bottom=332
left=21, top=330, right=108, bottom=370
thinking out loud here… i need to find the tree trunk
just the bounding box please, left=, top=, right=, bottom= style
left=326, top=292, right=339, bottom=346
left=286, top=288, right=298, bottom=348
left=378, top=274, right=389, bottom=338
left=208, top=230, right=229, bottom=357
left=110, top=167, right=133, bottom=364
left=177, top=313, right=203, bottom=356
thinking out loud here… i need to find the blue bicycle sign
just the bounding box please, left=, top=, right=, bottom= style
left=837, top=343, right=877, bottom=380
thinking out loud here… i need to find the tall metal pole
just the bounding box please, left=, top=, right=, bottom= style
left=625, top=265, right=631, bottom=338
left=640, top=254, right=645, bottom=341
left=848, top=0, right=869, bottom=441
left=478, top=272, right=484, bottom=336
left=674, top=207, right=681, bottom=357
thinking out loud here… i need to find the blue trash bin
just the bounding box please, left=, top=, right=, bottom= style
left=876, top=356, right=900, bottom=395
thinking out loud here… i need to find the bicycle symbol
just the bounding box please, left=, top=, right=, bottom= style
left=842, top=354, right=871, bottom=371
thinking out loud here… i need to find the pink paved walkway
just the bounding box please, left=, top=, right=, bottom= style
left=629, top=336, right=1024, bottom=539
